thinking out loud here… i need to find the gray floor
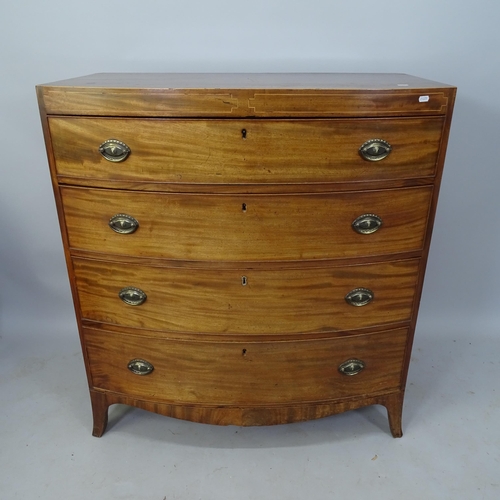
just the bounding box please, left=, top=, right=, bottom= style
left=1, top=320, right=499, bottom=500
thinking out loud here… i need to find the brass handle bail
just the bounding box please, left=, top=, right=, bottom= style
left=119, top=287, right=147, bottom=306
left=345, top=288, right=374, bottom=307
left=359, top=139, right=392, bottom=161
left=99, top=139, right=131, bottom=162
left=338, top=359, right=365, bottom=376
left=352, top=214, right=383, bottom=234
left=109, top=214, right=139, bottom=234
left=128, top=359, right=154, bottom=375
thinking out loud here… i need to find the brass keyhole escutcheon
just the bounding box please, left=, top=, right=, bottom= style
left=241, top=129, right=247, bottom=139
left=242, top=203, right=247, bottom=212
left=241, top=276, right=248, bottom=286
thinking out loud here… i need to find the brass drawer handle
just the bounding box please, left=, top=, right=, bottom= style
left=345, top=288, right=374, bottom=307
left=352, top=214, right=383, bottom=234
left=99, top=139, right=131, bottom=162
left=109, top=214, right=139, bottom=234
left=119, top=287, right=147, bottom=306
left=127, top=359, right=154, bottom=375
left=338, top=359, right=365, bottom=376
left=359, top=139, right=392, bottom=161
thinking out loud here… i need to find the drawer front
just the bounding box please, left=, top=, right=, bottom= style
left=74, top=258, right=419, bottom=334
left=85, top=327, right=407, bottom=405
left=61, top=186, right=432, bottom=261
left=49, top=117, right=444, bottom=184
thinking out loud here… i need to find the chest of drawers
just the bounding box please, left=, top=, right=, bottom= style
left=37, top=73, right=456, bottom=437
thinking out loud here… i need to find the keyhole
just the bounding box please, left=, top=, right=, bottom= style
left=242, top=203, right=247, bottom=212
left=241, top=129, right=247, bottom=139
left=242, top=348, right=247, bottom=357
left=241, top=276, right=247, bottom=286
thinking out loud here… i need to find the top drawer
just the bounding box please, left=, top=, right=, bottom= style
left=49, top=117, right=444, bottom=185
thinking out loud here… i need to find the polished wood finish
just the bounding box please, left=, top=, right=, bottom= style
left=89, top=389, right=404, bottom=437
left=37, top=73, right=454, bottom=117
left=61, top=186, right=433, bottom=261
left=90, top=390, right=109, bottom=438
left=84, top=327, right=407, bottom=405
left=37, top=73, right=456, bottom=438
left=49, top=117, right=444, bottom=184
left=74, top=257, right=419, bottom=334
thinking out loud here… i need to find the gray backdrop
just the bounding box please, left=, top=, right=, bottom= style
left=1, top=0, right=499, bottom=339
left=2, top=2, right=500, bottom=499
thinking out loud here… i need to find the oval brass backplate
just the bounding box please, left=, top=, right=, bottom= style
left=109, top=214, right=139, bottom=234
left=127, top=359, right=154, bottom=375
left=99, top=139, right=131, bottom=162
left=352, top=214, right=383, bottom=235
left=119, top=287, right=147, bottom=306
left=359, top=139, right=392, bottom=161
left=338, top=359, right=365, bottom=376
left=345, top=288, right=374, bottom=307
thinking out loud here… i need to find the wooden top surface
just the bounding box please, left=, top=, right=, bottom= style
left=36, top=73, right=456, bottom=117
left=38, top=72, right=454, bottom=90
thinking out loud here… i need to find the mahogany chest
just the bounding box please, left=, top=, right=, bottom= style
left=37, top=73, right=456, bottom=437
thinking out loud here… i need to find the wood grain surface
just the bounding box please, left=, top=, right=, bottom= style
left=49, top=117, right=444, bottom=184
left=61, top=186, right=433, bottom=261
left=85, top=327, right=407, bottom=405
left=89, top=388, right=404, bottom=436
left=37, top=73, right=456, bottom=436
left=74, top=257, right=419, bottom=334
left=37, top=73, right=454, bottom=117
